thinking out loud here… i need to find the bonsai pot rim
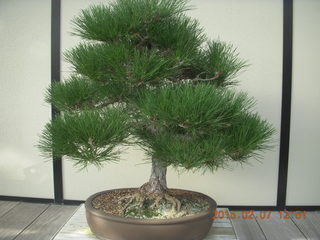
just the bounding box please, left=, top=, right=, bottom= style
left=85, top=188, right=217, bottom=225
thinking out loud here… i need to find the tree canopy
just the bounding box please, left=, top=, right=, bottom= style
left=38, top=0, right=274, bottom=172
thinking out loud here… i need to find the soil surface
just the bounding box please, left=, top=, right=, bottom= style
left=92, top=189, right=210, bottom=219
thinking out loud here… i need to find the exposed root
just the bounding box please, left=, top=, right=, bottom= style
left=164, top=193, right=181, bottom=211
left=119, top=187, right=182, bottom=218
left=119, top=192, right=142, bottom=213
left=150, top=195, right=162, bottom=209
left=139, top=180, right=182, bottom=211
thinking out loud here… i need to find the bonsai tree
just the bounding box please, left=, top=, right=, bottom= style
left=39, top=0, right=274, bottom=215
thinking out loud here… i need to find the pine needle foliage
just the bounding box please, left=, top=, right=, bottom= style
left=195, top=41, right=248, bottom=86
left=38, top=0, right=275, bottom=170
left=134, top=85, right=255, bottom=133
left=133, top=85, right=275, bottom=171
left=72, top=0, right=194, bottom=43
left=38, top=109, right=130, bottom=169
left=64, top=43, right=130, bottom=82
left=45, top=75, right=100, bottom=111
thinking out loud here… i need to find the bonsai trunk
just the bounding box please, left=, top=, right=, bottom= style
left=137, top=157, right=181, bottom=211
left=140, top=157, right=167, bottom=195
left=110, top=153, right=180, bottom=213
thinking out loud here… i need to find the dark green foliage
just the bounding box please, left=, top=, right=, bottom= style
left=194, top=41, right=248, bottom=86
left=64, top=42, right=181, bottom=87
left=134, top=85, right=255, bottom=133
left=135, top=123, right=274, bottom=172
left=46, top=75, right=100, bottom=111
left=133, top=85, right=274, bottom=171
left=64, top=43, right=130, bottom=81
left=145, top=15, right=205, bottom=59
left=47, top=75, right=134, bottom=111
left=72, top=0, right=192, bottom=43
left=38, top=109, right=130, bottom=168
left=38, top=0, right=274, bottom=171
left=128, top=49, right=180, bottom=86
left=68, top=0, right=245, bottom=87
left=224, top=112, right=275, bottom=160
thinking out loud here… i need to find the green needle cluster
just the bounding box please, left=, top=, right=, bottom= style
left=38, top=109, right=130, bottom=168
left=134, top=85, right=274, bottom=171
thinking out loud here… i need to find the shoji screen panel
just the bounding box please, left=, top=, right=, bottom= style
left=61, top=0, right=282, bottom=205
left=0, top=0, right=53, bottom=198
left=286, top=0, right=320, bottom=206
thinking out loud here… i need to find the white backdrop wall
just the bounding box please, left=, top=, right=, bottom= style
left=0, top=0, right=53, bottom=198
left=286, top=0, right=320, bottom=205
left=61, top=0, right=282, bottom=205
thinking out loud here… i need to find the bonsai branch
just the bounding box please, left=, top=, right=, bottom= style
left=192, top=71, right=220, bottom=82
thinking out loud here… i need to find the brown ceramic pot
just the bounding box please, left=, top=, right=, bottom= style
left=85, top=188, right=217, bottom=240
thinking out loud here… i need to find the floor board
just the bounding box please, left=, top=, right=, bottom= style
left=290, top=211, right=320, bottom=240
left=0, top=201, right=20, bottom=218
left=255, top=211, right=307, bottom=240
left=207, top=208, right=237, bottom=239
left=231, top=211, right=266, bottom=240
left=14, top=204, right=78, bottom=240
left=0, top=202, right=49, bottom=240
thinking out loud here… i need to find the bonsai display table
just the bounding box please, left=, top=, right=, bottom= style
left=53, top=205, right=237, bottom=240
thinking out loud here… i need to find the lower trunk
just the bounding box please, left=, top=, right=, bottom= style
left=149, top=157, right=167, bottom=189
left=139, top=157, right=167, bottom=195
left=136, top=158, right=181, bottom=211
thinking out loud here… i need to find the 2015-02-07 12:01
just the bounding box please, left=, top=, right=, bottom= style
left=212, top=210, right=307, bottom=219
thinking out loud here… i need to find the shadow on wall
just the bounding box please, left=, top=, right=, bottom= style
left=0, top=146, right=52, bottom=197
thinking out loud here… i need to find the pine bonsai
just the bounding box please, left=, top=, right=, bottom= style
left=39, top=0, right=274, bottom=216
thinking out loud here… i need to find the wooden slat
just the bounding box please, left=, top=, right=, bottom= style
left=0, top=201, right=20, bottom=218
left=214, top=222, right=233, bottom=228
left=231, top=211, right=266, bottom=240
left=54, top=205, right=98, bottom=240
left=14, top=204, right=78, bottom=240
left=205, top=226, right=237, bottom=240
left=0, top=202, right=49, bottom=240
left=215, top=208, right=232, bottom=223
left=206, top=209, right=237, bottom=240
left=255, top=211, right=306, bottom=240
left=290, top=211, right=320, bottom=240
